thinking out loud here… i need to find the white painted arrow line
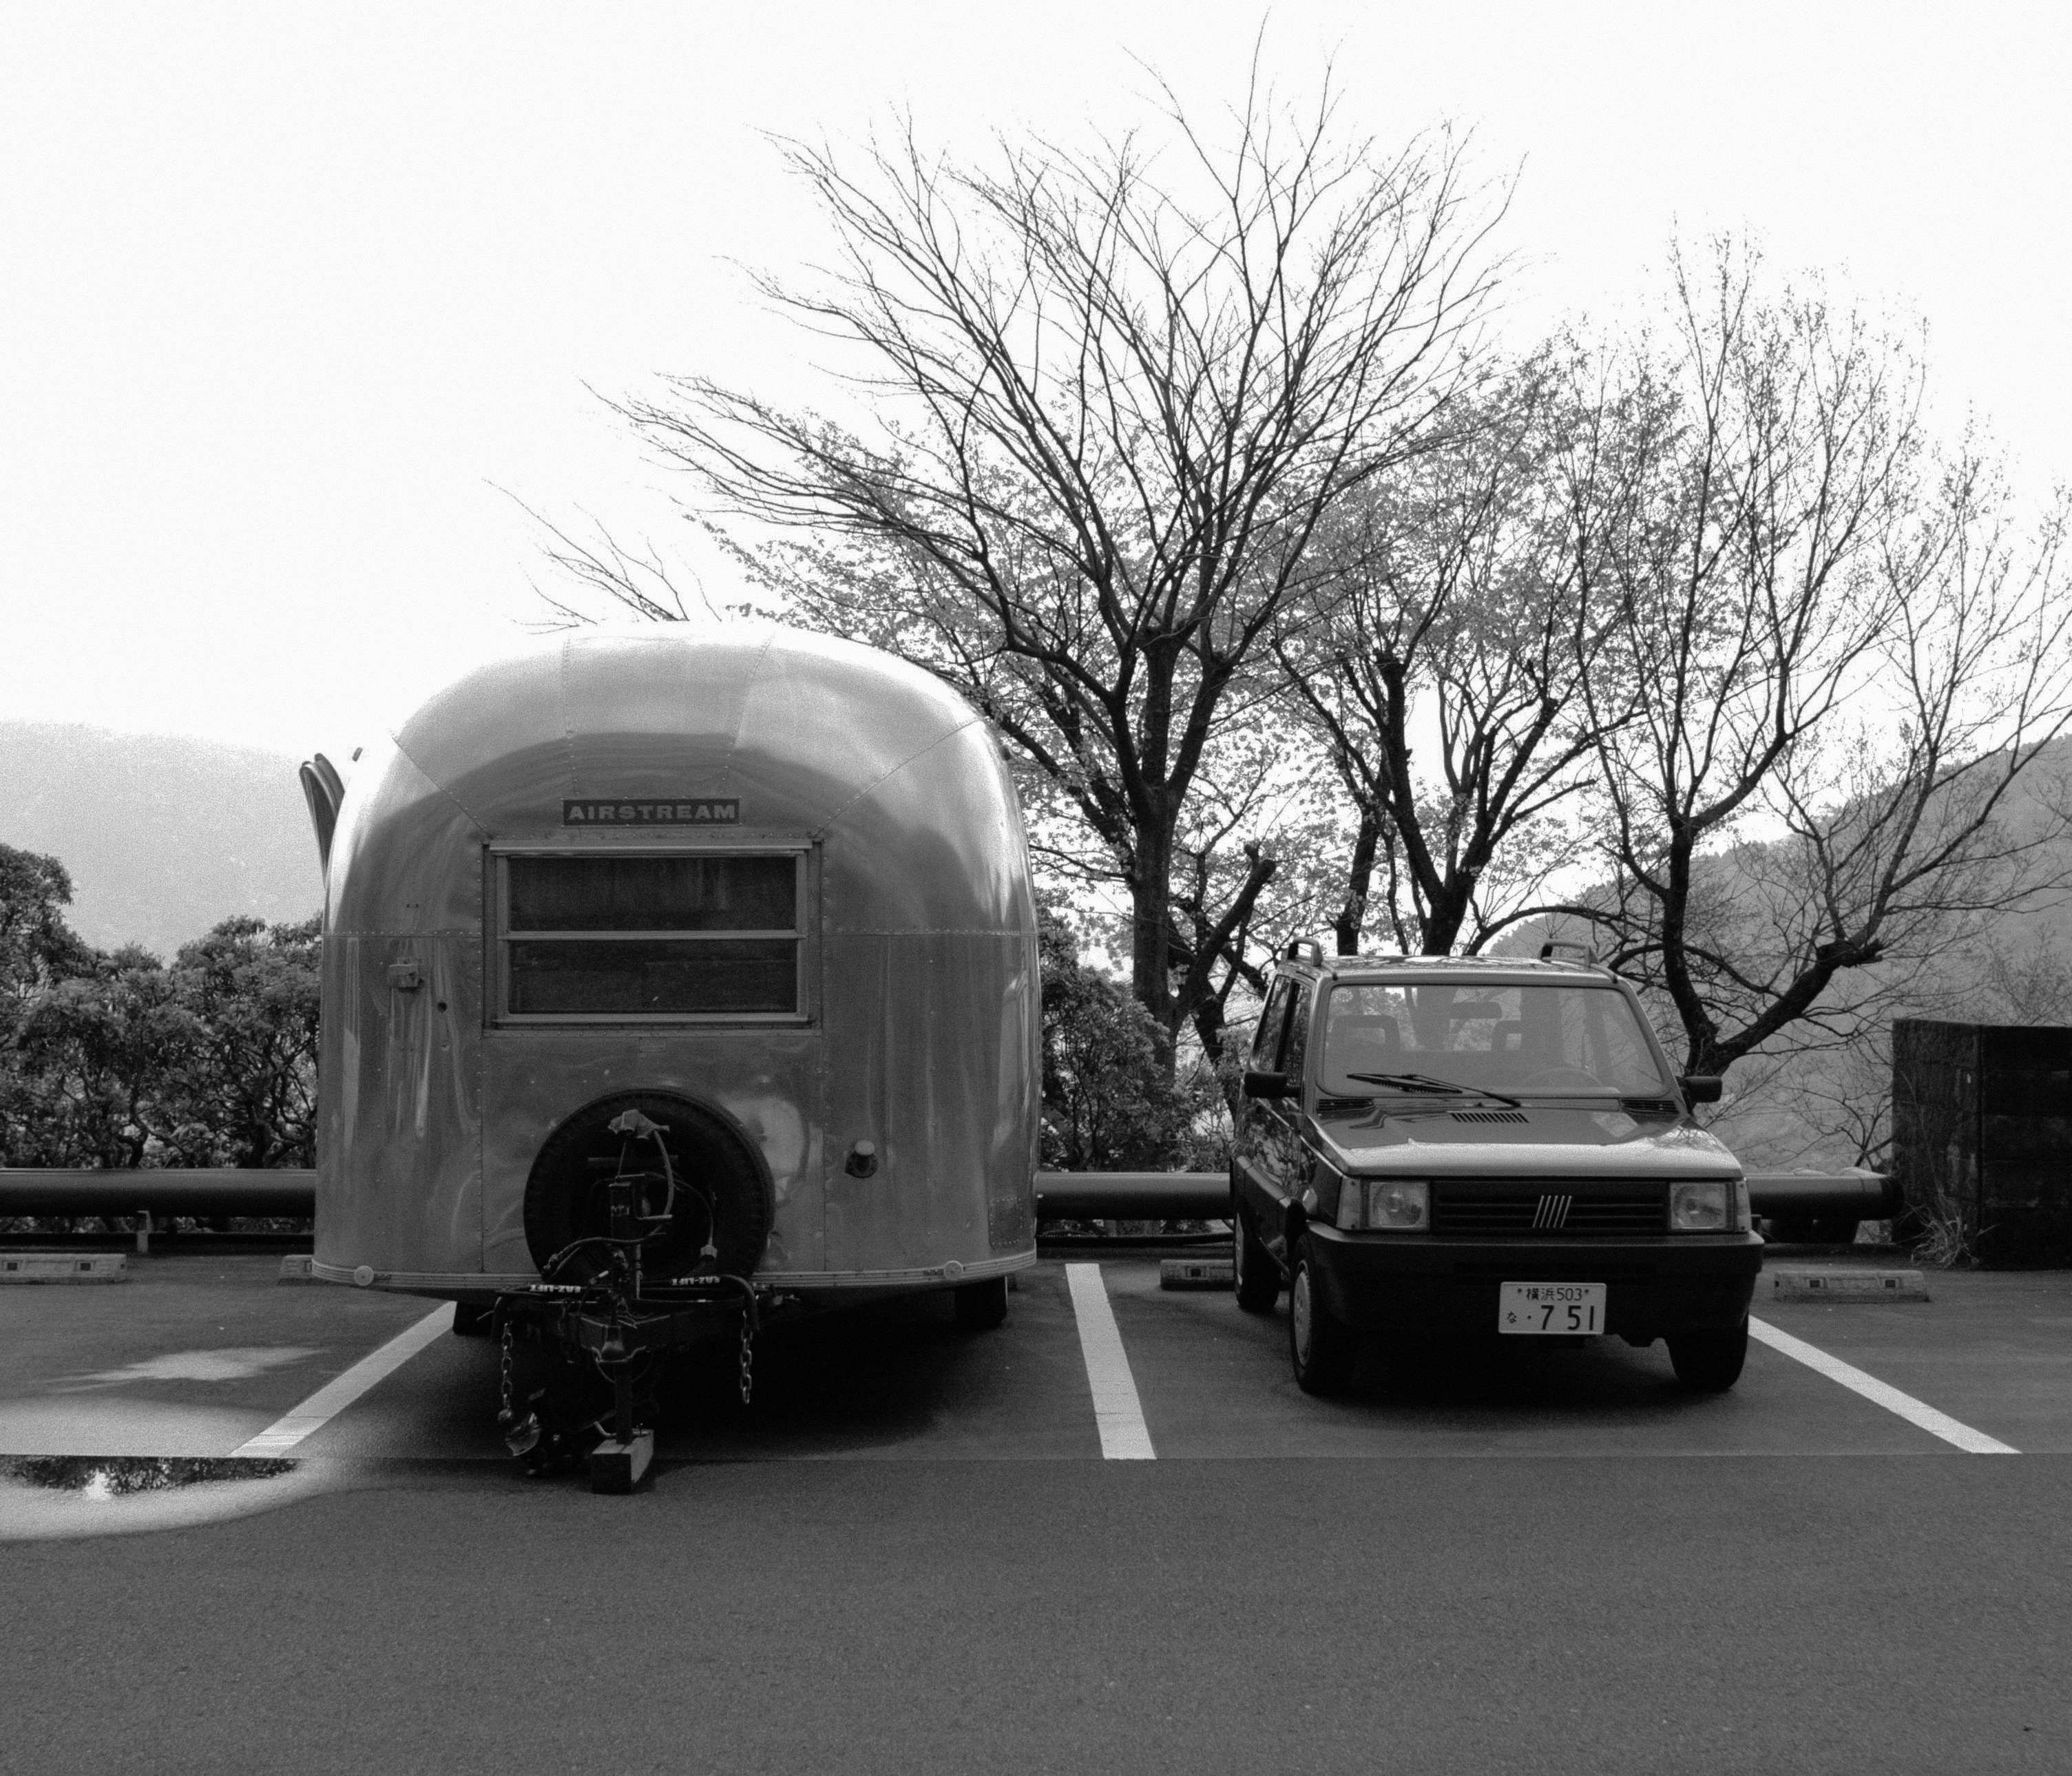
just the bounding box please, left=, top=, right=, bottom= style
left=1065, top=1263, right=1155, bottom=1460
left=1750, top=1316, right=2018, bottom=1454
left=231, top=1301, right=454, bottom=1457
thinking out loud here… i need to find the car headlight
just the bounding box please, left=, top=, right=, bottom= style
left=1670, top=1180, right=1735, bottom=1232
left=1337, top=1178, right=1429, bottom=1232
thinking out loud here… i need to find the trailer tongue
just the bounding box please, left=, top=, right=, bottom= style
left=492, top=1107, right=783, bottom=1490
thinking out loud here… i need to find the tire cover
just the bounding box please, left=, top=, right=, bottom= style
left=523, top=1091, right=773, bottom=1283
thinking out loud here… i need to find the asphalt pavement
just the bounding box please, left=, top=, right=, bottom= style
left=3, top=1247, right=2069, bottom=1775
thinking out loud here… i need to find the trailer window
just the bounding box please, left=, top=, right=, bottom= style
left=500, top=854, right=805, bottom=1018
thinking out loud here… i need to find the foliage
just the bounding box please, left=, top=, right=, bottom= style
left=0, top=842, right=320, bottom=1172
left=554, top=74, right=1506, bottom=1062
left=1563, top=242, right=2072, bottom=1076
left=1038, top=910, right=1223, bottom=1171
left=1273, top=353, right=1619, bottom=954
left=524, top=50, right=2072, bottom=1109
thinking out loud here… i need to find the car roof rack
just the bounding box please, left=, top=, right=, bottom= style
left=1304, top=950, right=1614, bottom=977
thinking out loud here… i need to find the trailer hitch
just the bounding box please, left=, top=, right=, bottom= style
left=493, top=1272, right=764, bottom=1492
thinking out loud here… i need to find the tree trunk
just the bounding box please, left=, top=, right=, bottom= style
left=1335, top=807, right=1381, bottom=955
left=1129, top=818, right=1175, bottom=1041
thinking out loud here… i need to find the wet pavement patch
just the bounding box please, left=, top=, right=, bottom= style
left=0, top=1454, right=332, bottom=1541
left=1, top=1455, right=298, bottom=1498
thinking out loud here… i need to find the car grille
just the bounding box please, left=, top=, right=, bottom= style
left=1433, top=1183, right=1666, bottom=1235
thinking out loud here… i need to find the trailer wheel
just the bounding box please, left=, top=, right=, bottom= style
left=953, top=1275, right=1009, bottom=1329
left=524, top=1091, right=773, bottom=1284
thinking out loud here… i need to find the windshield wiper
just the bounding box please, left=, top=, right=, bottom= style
left=1345, top=1071, right=1524, bottom=1109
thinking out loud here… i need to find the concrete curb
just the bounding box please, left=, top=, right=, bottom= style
left=0, top=1252, right=128, bottom=1284
left=1770, top=1268, right=1931, bottom=1303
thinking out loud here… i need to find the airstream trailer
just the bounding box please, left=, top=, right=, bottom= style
left=297, top=625, right=1040, bottom=1487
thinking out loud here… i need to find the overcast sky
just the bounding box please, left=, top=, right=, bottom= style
left=3, top=1, right=2066, bottom=768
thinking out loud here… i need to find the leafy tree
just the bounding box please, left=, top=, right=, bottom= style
left=1273, top=353, right=1622, bottom=955
left=1567, top=241, right=2072, bottom=1078
left=11, top=947, right=199, bottom=1167
left=1039, top=912, right=1200, bottom=1171
left=0, top=839, right=321, bottom=1175
left=0, top=844, right=90, bottom=1024
left=0, top=843, right=103, bottom=1167
left=555, top=75, right=1505, bottom=1058
left=158, top=916, right=322, bottom=1169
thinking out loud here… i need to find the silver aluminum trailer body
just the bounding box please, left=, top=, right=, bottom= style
left=310, top=625, right=1039, bottom=1304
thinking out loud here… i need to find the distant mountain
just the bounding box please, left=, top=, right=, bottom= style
left=0, top=721, right=322, bottom=958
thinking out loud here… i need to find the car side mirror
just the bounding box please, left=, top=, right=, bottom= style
left=1679, top=1075, right=1723, bottom=1105
left=1242, top=1069, right=1292, bottom=1100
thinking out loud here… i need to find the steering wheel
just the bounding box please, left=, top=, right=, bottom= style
left=1518, top=1067, right=1605, bottom=1089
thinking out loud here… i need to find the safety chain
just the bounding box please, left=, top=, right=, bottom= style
left=499, top=1317, right=514, bottom=1421
left=737, top=1310, right=755, bottom=1407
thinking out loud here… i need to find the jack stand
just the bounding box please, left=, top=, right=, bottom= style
left=589, top=1430, right=653, bottom=1493
left=589, top=1366, right=653, bottom=1494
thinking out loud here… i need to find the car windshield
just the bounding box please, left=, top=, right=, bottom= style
left=1319, top=979, right=1671, bottom=1098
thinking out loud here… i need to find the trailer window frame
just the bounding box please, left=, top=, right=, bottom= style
left=485, top=841, right=817, bottom=1026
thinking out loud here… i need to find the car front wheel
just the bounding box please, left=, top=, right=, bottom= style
left=1233, top=1202, right=1279, bottom=1313
left=1668, top=1317, right=1748, bottom=1392
left=1288, top=1240, right=1356, bottom=1395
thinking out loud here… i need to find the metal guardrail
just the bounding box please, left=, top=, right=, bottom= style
left=0, top=1169, right=317, bottom=1218
left=1744, top=1170, right=1901, bottom=1222
left=0, top=1167, right=1898, bottom=1225
left=1035, top=1172, right=1227, bottom=1220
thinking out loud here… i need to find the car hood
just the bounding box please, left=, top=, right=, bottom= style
left=1311, top=1104, right=1742, bottom=1179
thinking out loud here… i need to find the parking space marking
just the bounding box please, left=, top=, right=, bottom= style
left=1065, top=1264, right=1154, bottom=1460
left=229, top=1302, right=454, bottom=1457
left=1750, top=1316, right=2019, bottom=1454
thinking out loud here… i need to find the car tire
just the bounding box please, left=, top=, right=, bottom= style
left=1233, top=1203, right=1279, bottom=1314
left=1668, top=1317, right=1749, bottom=1392
left=953, top=1275, right=1009, bottom=1329
left=1288, top=1240, right=1356, bottom=1395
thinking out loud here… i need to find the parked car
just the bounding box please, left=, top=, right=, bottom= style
left=1231, top=947, right=1761, bottom=1394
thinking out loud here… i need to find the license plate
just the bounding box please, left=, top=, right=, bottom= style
left=1499, top=1282, right=1605, bottom=1335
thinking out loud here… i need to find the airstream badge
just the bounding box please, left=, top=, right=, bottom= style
left=562, top=799, right=739, bottom=826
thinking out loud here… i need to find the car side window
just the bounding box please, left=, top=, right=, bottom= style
left=1250, top=979, right=1295, bottom=1069
left=1282, top=981, right=1315, bottom=1084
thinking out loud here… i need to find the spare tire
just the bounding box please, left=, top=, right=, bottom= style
left=523, top=1091, right=773, bottom=1284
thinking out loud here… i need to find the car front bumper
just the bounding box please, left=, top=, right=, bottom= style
left=1304, top=1226, right=1762, bottom=1339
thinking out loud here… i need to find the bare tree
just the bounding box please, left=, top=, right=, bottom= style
left=1563, top=240, right=2072, bottom=1078
left=579, top=77, right=1505, bottom=1052
left=1272, top=353, right=1626, bottom=954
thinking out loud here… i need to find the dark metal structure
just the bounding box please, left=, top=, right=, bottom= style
left=1892, top=1017, right=2072, bottom=1266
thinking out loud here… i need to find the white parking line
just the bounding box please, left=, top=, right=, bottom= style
left=1065, top=1263, right=1155, bottom=1460
left=230, top=1302, right=454, bottom=1457
left=1750, top=1317, right=2018, bottom=1454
